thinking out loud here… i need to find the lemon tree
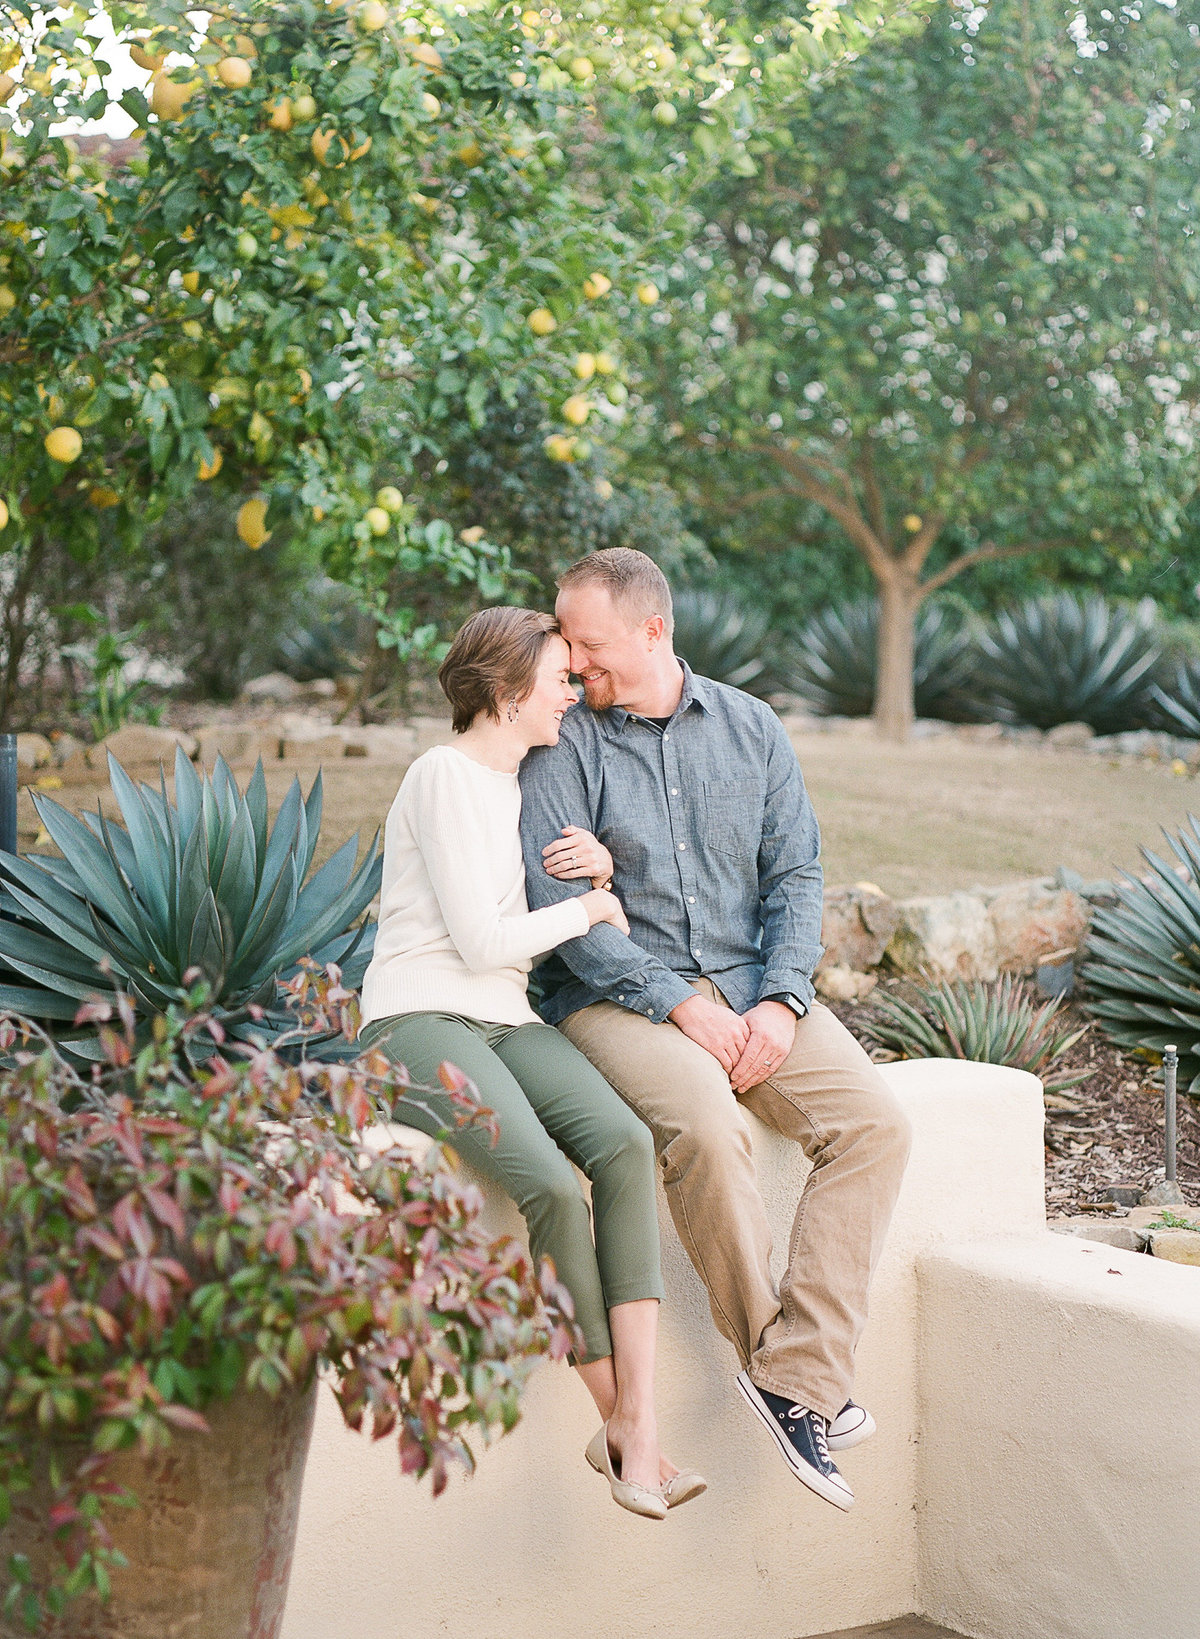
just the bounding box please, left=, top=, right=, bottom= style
left=0, top=0, right=910, bottom=722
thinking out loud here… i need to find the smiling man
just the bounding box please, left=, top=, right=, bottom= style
left=519, top=547, right=912, bottom=1511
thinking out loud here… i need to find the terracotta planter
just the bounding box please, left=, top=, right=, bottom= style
left=0, top=1381, right=318, bottom=1639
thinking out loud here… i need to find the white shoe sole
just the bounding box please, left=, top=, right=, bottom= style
left=735, top=1372, right=855, bottom=1511
left=827, top=1404, right=877, bottom=1452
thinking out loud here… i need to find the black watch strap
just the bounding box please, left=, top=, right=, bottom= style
left=764, top=992, right=808, bottom=1020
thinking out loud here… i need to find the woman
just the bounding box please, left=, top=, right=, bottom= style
left=358, top=606, right=704, bottom=1519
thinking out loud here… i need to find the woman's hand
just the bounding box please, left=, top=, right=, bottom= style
left=580, top=888, right=630, bottom=937
left=543, top=826, right=614, bottom=889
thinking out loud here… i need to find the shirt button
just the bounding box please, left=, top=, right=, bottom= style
left=663, top=733, right=670, bottom=742
left=617, top=995, right=625, bottom=1002
left=671, top=788, right=679, bottom=795
left=688, top=896, right=696, bottom=904
left=678, top=842, right=686, bottom=851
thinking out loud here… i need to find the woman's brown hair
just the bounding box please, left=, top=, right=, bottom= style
left=438, top=606, right=561, bottom=734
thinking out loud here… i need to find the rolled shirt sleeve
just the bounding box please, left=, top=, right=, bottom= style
left=755, top=714, right=825, bottom=1011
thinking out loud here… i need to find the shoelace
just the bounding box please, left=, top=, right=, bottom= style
left=787, top=1404, right=831, bottom=1465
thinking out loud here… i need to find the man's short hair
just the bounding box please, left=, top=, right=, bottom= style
left=438, top=606, right=560, bottom=734
left=556, top=548, right=674, bottom=637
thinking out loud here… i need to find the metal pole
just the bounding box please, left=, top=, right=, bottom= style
left=1164, top=1043, right=1178, bottom=1186
left=0, top=733, right=16, bottom=858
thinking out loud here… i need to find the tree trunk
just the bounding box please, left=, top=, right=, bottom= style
left=873, top=572, right=923, bottom=742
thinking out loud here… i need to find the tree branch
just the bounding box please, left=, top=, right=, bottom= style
left=920, top=537, right=1076, bottom=595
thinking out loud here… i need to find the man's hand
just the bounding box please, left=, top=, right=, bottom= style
left=729, top=1001, right=798, bottom=1094
left=668, top=993, right=751, bottom=1075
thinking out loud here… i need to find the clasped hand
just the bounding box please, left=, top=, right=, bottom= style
left=669, top=995, right=796, bottom=1091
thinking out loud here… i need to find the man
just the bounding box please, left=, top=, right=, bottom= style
left=519, top=548, right=911, bottom=1511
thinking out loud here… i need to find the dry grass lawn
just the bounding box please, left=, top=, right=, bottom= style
left=21, top=723, right=1198, bottom=899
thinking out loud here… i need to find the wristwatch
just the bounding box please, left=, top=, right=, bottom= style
left=764, top=992, right=809, bottom=1020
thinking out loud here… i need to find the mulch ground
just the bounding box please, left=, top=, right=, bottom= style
left=832, top=991, right=1200, bottom=1212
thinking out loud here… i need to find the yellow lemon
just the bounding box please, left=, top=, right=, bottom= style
left=129, top=41, right=165, bottom=72
left=594, top=478, right=614, bottom=501
left=457, top=140, right=484, bottom=167
left=365, top=505, right=391, bottom=536
left=562, top=395, right=590, bottom=426
left=528, top=307, right=557, bottom=336
left=150, top=72, right=196, bottom=121
left=636, top=280, right=660, bottom=305
left=265, top=96, right=292, bottom=131
left=0, top=284, right=14, bottom=314
left=348, top=134, right=372, bottom=161
left=234, top=34, right=258, bottom=59
left=420, top=92, right=441, bottom=116
left=312, top=506, right=325, bottom=521
left=358, top=0, right=389, bottom=28
left=652, top=100, right=678, bottom=125
left=569, top=57, right=594, bottom=81
left=543, top=433, right=575, bottom=462
left=460, top=525, right=485, bottom=544
left=593, top=350, right=616, bottom=375
left=291, top=92, right=317, bottom=122
left=903, top=514, right=923, bottom=532
left=0, top=72, right=16, bottom=106
left=216, top=57, right=253, bottom=89
left=181, top=270, right=201, bottom=295
left=237, top=496, right=271, bottom=548
left=573, top=352, right=597, bottom=381
left=181, top=320, right=204, bottom=340
left=88, top=485, right=120, bottom=508
left=45, top=426, right=82, bottom=463
left=0, top=498, right=8, bottom=529
left=47, top=394, right=64, bottom=421
left=582, top=271, right=612, bottom=299
left=198, top=449, right=223, bottom=480
left=375, top=485, right=404, bottom=512
left=509, top=70, right=527, bottom=87
left=409, top=42, right=443, bottom=70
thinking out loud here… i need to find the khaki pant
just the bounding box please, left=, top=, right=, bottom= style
left=560, top=980, right=912, bottom=1420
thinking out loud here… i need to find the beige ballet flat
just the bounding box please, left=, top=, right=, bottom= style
left=657, top=1469, right=708, bottom=1509
left=585, top=1424, right=668, bottom=1521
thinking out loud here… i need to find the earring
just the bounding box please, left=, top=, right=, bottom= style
left=506, top=696, right=519, bottom=723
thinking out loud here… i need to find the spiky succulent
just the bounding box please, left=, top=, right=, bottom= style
left=778, top=597, right=980, bottom=720
left=976, top=592, right=1157, bottom=733
left=1081, top=815, right=1200, bottom=1091
left=0, top=748, right=380, bottom=1057
left=1151, top=657, right=1200, bottom=738
left=865, top=973, right=1088, bottom=1094
left=671, top=586, right=774, bottom=697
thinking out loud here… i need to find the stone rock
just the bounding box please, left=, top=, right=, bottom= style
left=1045, top=721, right=1095, bottom=748
left=1101, top=1185, right=1144, bottom=1207
left=1126, top=1204, right=1200, bottom=1235
left=815, top=964, right=878, bottom=1004
left=339, top=724, right=418, bottom=761
left=194, top=726, right=269, bottom=767
left=957, top=722, right=1004, bottom=744
left=1048, top=1218, right=1147, bottom=1253
left=819, top=886, right=900, bottom=974
left=983, top=879, right=1089, bottom=973
left=241, top=671, right=302, bottom=705
left=886, top=891, right=998, bottom=982
left=301, top=678, right=339, bottom=701
left=1142, top=1178, right=1188, bottom=1208
left=279, top=730, right=346, bottom=761
left=53, top=734, right=91, bottom=780
left=1149, top=1228, right=1200, bottom=1266
left=15, top=733, right=53, bottom=779
left=97, top=724, right=197, bottom=768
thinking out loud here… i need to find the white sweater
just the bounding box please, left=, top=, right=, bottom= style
left=359, top=743, right=591, bottom=1029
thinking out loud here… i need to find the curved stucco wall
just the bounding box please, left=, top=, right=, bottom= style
left=282, top=1060, right=1045, bottom=1639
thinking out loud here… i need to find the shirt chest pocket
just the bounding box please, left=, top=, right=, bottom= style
left=703, top=778, right=761, bottom=861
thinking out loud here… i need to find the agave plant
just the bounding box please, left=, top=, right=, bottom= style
left=976, top=592, right=1158, bottom=733
left=1150, top=657, right=1200, bottom=738
left=0, top=747, right=380, bottom=1057
left=865, top=973, right=1089, bottom=1094
left=671, top=586, right=775, bottom=697
left=1081, top=815, right=1200, bottom=1092
left=778, top=597, right=981, bottom=720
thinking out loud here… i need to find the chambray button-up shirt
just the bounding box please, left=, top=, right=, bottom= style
left=519, top=663, right=825, bottom=1027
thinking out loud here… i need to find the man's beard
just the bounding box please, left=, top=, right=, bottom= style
left=580, top=674, right=617, bottom=711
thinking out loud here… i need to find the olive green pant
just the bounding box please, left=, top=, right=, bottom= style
left=357, top=1011, right=665, bottom=1363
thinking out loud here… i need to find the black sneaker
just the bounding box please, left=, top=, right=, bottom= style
left=826, top=1398, right=877, bottom=1452
left=735, top=1370, right=855, bottom=1510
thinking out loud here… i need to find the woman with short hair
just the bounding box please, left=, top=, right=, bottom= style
left=358, top=606, right=704, bottom=1518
